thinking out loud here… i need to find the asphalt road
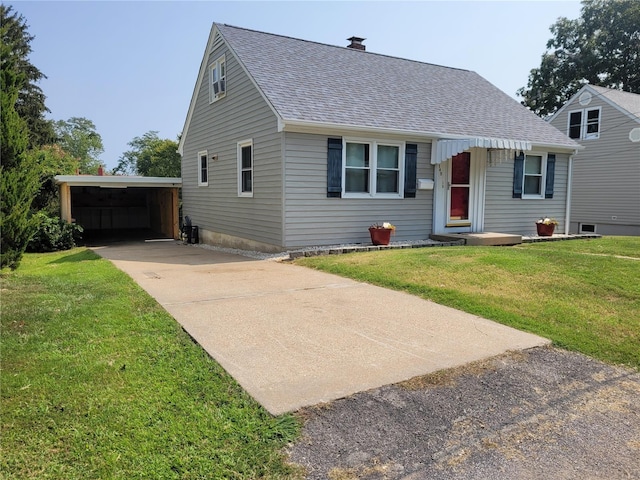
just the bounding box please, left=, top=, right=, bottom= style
left=289, top=347, right=640, bottom=480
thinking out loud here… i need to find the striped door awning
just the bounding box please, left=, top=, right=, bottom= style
left=432, top=137, right=532, bottom=165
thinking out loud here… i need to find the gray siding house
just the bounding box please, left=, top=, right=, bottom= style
left=179, top=24, right=579, bottom=252
left=549, top=85, right=640, bottom=236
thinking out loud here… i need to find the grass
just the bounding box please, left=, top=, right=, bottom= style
left=1, top=249, right=301, bottom=479
left=296, top=236, right=640, bottom=370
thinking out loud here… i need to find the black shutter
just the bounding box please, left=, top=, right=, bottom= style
left=545, top=154, right=556, bottom=199
left=327, top=138, right=342, bottom=198
left=512, top=151, right=525, bottom=198
left=404, top=143, right=418, bottom=198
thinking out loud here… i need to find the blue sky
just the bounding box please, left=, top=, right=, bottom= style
left=14, top=0, right=582, bottom=171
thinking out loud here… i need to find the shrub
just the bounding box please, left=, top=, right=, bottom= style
left=27, top=212, right=83, bottom=252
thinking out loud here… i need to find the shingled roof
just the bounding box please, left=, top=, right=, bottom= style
left=588, top=85, right=640, bottom=120
left=183, top=24, right=578, bottom=150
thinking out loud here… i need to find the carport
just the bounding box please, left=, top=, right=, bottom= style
left=54, top=175, right=181, bottom=241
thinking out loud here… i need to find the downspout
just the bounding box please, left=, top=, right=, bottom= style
left=564, top=152, right=575, bottom=235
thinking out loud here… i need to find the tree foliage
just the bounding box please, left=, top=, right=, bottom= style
left=53, top=117, right=104, bottom=174
left=518, top=0, right=640, bottom=117
left=114, top=131, right=181, bottom=177
left=1, top=6, right=89, bottom=267
left=0, top=5, right=39, bottom=269
left=1, top=156, right=41, bottom=270
left=0, top=4, right=54, bottom=147
left=28, top=145, right=79, bottom=214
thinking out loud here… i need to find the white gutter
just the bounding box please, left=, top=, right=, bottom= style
left=54, top=175, right=182, bottom=188
left=565, top=152, right=576, bottom=235
left=278, top=118, right=581, bottom=153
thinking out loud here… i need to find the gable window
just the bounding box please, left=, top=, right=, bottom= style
left=237, top=139, right=253, bottom=197
left=567, top=107, right=601, bottom=140
left=343, top=139, right=403, bottom=197
left=209, top=55, right=226, bottom=103
left=198, top=150, right=208, bottom=186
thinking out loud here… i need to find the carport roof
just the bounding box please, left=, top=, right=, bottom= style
left=54, top=175, right=181, bottom=188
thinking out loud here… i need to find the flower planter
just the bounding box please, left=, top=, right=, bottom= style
left=369, top=227, right=392, bottom=245
left=536, top=223, right=556, bottom=236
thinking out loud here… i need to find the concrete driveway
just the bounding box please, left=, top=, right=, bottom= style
left=94, top=240, right=549, bottom=415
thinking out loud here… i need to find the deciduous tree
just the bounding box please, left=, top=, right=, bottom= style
left=518, top=0, right=640, bottom=117
left=53, top=117, right=104, bottom=174
left=114, top=131, right=181, bottom=177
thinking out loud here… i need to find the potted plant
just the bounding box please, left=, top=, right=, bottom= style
left=536, top=217, right=558, bottom=236
left=369, top=222, right=396, bottom=245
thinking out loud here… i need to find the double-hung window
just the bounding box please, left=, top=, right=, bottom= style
left=197, top=150, right=208, bottom=186
left=237, top=139, right=253, bottom=197
left=568, top=107, right=601, bottom=140
left=523, top=154, right=545, bottom=197
left=343, top=139, right=403, bottom=197
left=209, top=55, right=226, bottom=103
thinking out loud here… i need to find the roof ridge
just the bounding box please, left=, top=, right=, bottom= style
left=215, top=22, right=473, bottom=73
left=589, top=84, right=640, bottom=97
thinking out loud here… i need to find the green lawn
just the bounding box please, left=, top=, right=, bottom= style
left=296, top=236, right=640, bottom=370
left=3, top=238, right=638, bottom=478
left=1, top=249, right=301, bottom=479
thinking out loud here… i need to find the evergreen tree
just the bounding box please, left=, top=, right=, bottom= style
left=0, top=5, right=55, bottom=147
left=0, top=4, right=47, bottom=269
left=0, top=50, right=40, bottom=269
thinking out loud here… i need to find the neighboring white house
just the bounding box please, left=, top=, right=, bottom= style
left=549, top=85, right=640, bottom=236
left=178, top=24, right=580, bottom=252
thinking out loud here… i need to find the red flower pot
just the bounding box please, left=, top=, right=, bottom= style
left=369, top=227, right=392, bottom=245
left=536, top=223, right=556, bottom=236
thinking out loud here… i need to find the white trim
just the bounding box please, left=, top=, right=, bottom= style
left=197, top=150, right=208, bottom=186
left=280, top=118, right=579, bottom=153
left=550, top=84, right=640, bottom=127
left=178, top=24, right=283, bottom=155
left=53, top=175, right=181, bottom=188
left=341, top=137, right=404, bottom=199
left=178, top=25, right=218, bottom=155
left=567, top=106, right=601, bottom=140
left=445, top=151, right=472, bottom=227
left=565, top=154, right=573, bottom=235
left=237, top=139, right=253, bottom=197
left=209, top=54, right=226, bottom=103
left=579, top=223, right=597, bottom=234
left=521, top=152, right=548, bottom=199
left=432, top=149, right=485, bottom=233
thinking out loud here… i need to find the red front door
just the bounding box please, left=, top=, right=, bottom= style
left=448, top=152, right=470, bottom=224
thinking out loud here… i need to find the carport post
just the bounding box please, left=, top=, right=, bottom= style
left=59, top=182, right=72, bottom=223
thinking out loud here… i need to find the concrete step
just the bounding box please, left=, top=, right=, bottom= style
left=429, top=232, right=523, bottom=246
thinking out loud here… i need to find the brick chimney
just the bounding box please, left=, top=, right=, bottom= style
left=347, top=36, right=366, bottom=51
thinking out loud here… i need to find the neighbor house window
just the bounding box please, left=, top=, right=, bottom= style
left=209, top=55, right=226, bottom=103
left=198, top=150, right=208, bottom=186
left=523, top=154, right=544, bottom=196
left=567, top=107, right=601, bottom=140
left=237, top=139, right=253, bottom=197
left=343, top=139, right=403, bottom=197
